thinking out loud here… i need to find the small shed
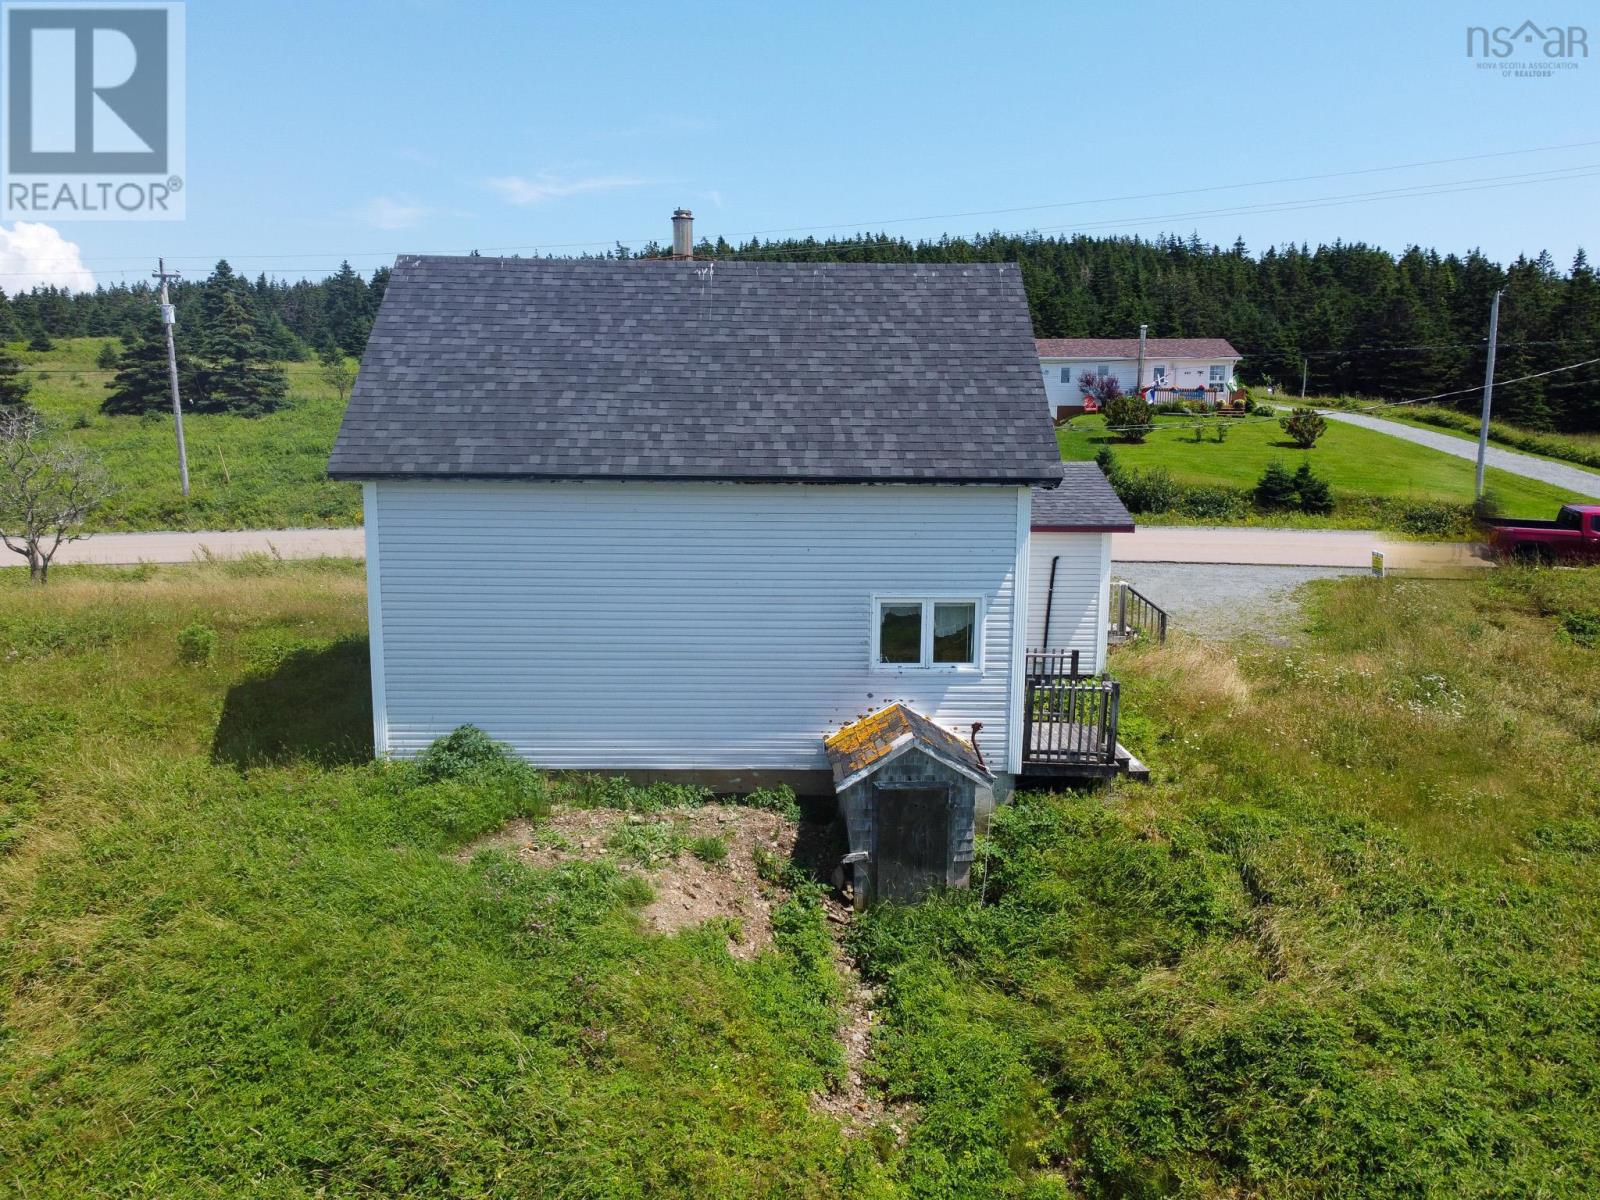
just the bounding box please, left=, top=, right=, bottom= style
left=824, top=704, right=995, bottom=908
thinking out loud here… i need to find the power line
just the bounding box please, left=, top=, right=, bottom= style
left=6, top=137, right=1600, bottom=278
left=742, top=138, right=1600, bottom=236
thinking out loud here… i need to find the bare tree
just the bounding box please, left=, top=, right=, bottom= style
left=319, top=345, right=357, bottom=403
left=0, top=409, right=114, bottom=583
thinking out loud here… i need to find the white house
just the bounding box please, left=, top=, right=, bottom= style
left=329, top=237, right=1132, bottom=799
left=1038, top=337, right=1243, bottom=417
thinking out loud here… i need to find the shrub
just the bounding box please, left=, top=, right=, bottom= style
left=691, top=834, right=729, bottom=864
left=1176, top=485, right=1251, bottom=521
left=416, top=724, right=512, bottom=782
left=1111, top=465, right=1181, bottom=513
left=1561, top=612, right=1600, bottom=648
left=175, top=623, right=218, bottom=666
left=1292, top=462, right=1334, bottom=514
left=1094, top=446, right=1119, bottom=479
left=1255, top=462, right=1298, bottom=509
left=1280, top=406, right=1327, bottom=449
left=1102, top=392, right=1154, bottom=443
left=1396, top=499, right=1474, bottom=538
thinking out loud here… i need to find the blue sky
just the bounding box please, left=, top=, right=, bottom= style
left=8, top=0, right=1600, bottom=291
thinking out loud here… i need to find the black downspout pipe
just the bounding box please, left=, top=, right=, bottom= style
left=1041, top=555, right=1060, bottom=650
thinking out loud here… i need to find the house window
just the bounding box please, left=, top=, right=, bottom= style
left=874, top=599, right=980, bottom=668
left=1210, top=365, right=1226, bottom=383
left=1151, top=364, right=1169, bottom=384
left=1096, top=363, right=1109, bottom=378
left=1060, top=367, right=1072, bottom=383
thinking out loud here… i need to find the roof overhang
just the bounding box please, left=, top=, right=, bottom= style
left=1032, top=522, right=1136, bottom=533
left=831, top=730, right=994, bottom=793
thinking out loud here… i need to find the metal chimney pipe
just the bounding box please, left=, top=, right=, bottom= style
left=671, top=208, right=694, bottom=259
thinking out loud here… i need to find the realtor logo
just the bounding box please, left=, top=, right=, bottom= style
left=1465, top=19, right=1587, bottom=78
left=2, top=2, right=185, bottom=219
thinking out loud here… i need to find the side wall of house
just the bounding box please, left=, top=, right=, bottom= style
left=368, top=480, right=1029, bottom=773
left=1025, top=530, right=1111, bottom=674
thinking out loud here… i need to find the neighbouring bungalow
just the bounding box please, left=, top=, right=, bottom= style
left=329, top=213, right=1136, bottom=902
left=1038, top=336, right=1243, bottom=417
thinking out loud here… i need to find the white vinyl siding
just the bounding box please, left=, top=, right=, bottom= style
left=1025, top=530, right=1112, bottom=674
left=368, top=480, right=1027, bottom=772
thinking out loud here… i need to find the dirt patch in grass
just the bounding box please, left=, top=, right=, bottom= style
left=459, top=804, right=800, bottom=958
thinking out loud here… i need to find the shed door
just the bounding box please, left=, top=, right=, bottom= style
left=873, top=784, right=951, bottom=903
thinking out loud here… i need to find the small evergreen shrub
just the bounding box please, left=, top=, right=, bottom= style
left=1255, top=462, right=1298, bottom=509
left=175, top=623, right=218, bottom=666
left=1292, top=462, right=1334, bottom=514
left=1280, top=406, right=1327, bottom=448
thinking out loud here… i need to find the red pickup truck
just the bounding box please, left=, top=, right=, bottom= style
left=1483, top=504, right=1600, bottom=560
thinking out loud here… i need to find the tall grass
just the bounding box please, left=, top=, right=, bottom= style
left=853, top=566, right=1600, bottom=1197
left=0, top=563, right=872, bottom=1196
left=5, top=561, right=1600, bottom=1196
left=21, top=337, right=361, bottom=531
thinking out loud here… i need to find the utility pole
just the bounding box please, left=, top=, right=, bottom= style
left=1300, top=358, right=1308, bottom=400
left=1474, top=289, right=1503, bottom=501
left=153, top=258, right=189, bottom=497
left=1135, top=323, right=1148, bottom=394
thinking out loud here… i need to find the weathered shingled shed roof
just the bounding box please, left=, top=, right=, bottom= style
left=825, top=703, right=993, bottom=791
left=1031, top=462, right=1134, bottom=532
left=328, top=256, right=1063, bottom=485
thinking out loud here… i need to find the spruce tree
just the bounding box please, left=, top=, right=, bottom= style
left=102, top=318, right=184, bottom=415
left=0, top=345, right=32, bottom=413
left=1255, top=462, right=1297, bottom=509
left=196, top=289, right=287, bottom=416
left=1292, top=462, right=1334, bottom=515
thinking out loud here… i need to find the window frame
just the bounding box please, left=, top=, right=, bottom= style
left=870, top=595, right=985, bottom=672
left=1209, top=364, right=1226, bottom=383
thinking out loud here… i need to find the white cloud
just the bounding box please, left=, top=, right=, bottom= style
left=351, top=195, right=433, bottom=230
left=483, top=173, right=648, bottom=206
left=0, top=222, right=94, bottom=292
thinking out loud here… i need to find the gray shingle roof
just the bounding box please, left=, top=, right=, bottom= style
left=1036, top=337, right=1241, bottom=360
left=328, top=256, right=1063, bottom=484
left=1031, top=463, right=1134, bottom=531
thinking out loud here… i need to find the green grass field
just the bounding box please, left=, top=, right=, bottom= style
left=20, top=337, right=360, bottom=532
left=18, top=337, right=1600, bottom=537
left=1058, top=411, right=1599, bottom=518
left=4, top=559, right=1599, bottom=1195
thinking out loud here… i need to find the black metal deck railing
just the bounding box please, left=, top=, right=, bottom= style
left=1021, top=650, right=1120, bottom=769
left=1110, top=581, right=1169, bottom=643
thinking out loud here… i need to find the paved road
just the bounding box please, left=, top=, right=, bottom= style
left=15, top=523, right=1490, bottom=572
left=26, top=527, right=367, bottom=567
left=1317, top=409, right=1600, bottom=498
left=1109, top=526, right=1490, bottom=570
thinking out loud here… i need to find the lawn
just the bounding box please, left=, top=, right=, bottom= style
left=5, top=559, right=1600, bottom=1196
left=19, top=337, right=361, bottom=532
left=1059, top=410, right=1600, bottom=520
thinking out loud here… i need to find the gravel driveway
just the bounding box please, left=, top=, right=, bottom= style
left=1112, top=562, right=1361, bottom=640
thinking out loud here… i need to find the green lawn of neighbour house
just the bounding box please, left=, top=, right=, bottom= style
left=4, top=558, right=1600, bottom=1197
left=1057, top=409, right=1598, bottom=527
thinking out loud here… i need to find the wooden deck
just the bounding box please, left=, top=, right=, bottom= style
left=1018, top=652, right=1132, bottom=780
